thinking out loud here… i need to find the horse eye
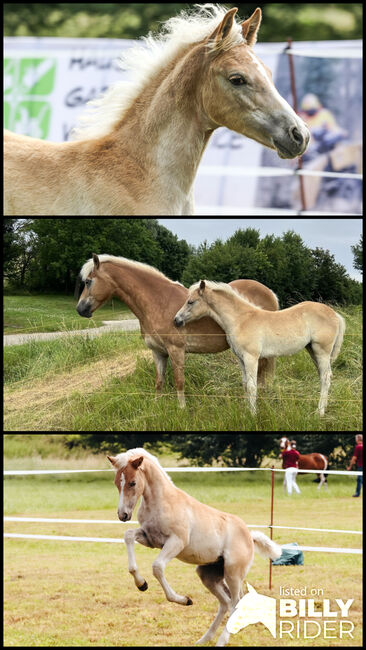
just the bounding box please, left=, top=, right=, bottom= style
left=230, top=76, right=246, bottom=86
left=129, top=481, right=136, bottom=488
left=187, top=300, right=194, bottom=305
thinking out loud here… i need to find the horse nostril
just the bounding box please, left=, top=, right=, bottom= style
left=290, top=126, right=303, bottom=146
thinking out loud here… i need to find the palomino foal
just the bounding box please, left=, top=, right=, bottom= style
left=4, top=5, right=309, bottom=215
left=174, top=280, right=345, bottom=416
left=108, top=449, right=281, bottom=647
left=76, top=254, right=279, bottom=407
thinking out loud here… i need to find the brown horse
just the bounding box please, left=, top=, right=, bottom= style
left=76, top=254, right=279, bottom=407
left=280, top=437, right=328, bottom=489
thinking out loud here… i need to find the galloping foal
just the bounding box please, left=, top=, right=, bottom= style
left=4, top=4, right=309, bottom=215
left=108, top=449, right=282, bottom=647
left=174, top=281, right=345, bottom=416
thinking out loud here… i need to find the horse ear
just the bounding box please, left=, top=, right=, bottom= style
left=241, top=8, right=262, bottom=46
left=208, top=7, right=238, bottom=46
left=131, top=456, right=144, bottom=470
left=92, top=253, right=100, bottom=270
left=107, top=455, right=117, bottom=466
left=199, top=280, right=206, bottom=295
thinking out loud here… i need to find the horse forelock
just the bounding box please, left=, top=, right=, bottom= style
left=71, top=4, right=244, bottom=141
left=112, top=448, right=173, bottom=484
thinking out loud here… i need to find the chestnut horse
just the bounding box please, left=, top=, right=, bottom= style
left=280, top=437, right=328, bottom=489
left=108, top=448, right=282, bottom=646
left=4, top=5, right=309, bottom=215
left=174, top=280, right=345, bottom=416
left=76, top=254, right=279, bottom=407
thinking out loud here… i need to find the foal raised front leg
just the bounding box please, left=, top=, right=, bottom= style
left=124, top=527, right=151, bottom=591
left=152, top=534, right=192, bottom=605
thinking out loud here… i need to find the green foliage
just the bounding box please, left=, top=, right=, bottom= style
left=4, top=4, right=362, bottom=40
left=183, top=228, right=361, bottom=307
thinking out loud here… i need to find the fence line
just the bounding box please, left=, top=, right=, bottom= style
left=4, top=533, right=361, bottom=554
left=4, top=467, right=362, bottom=476
left=4, top=516, right=362, bottom=535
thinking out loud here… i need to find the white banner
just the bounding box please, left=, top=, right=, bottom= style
left=4, top=37, right=362, bottom=214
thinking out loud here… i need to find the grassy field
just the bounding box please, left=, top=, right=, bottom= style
left=3, top=303, right=362, bottom=431
left=4, top=294, right=133, bottom=335
left=4, top=444, right=362, bottom=646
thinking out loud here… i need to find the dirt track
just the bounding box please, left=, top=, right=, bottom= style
left=4, top=320, right=140, bottom=346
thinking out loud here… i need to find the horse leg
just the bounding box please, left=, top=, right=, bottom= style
left=124, top=528, right=151, bottom=591
left=311, top=344, right=332, bottom=416
left=166, top=344, right=186, bottom=408
left=152, top=534, right=192, bottom=605
left=241, top=353, right=259, bottom=415
left=195, top=565, right=231, bottom=645
left=257, top=357, right=275, bottom=386
left=151, top=349, right=168, bottom=396
left=216, top=569, right=243, bottom=646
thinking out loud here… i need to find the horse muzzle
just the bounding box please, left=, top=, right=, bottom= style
left=119, top=511, right=131, bottom=522
left=174, top=316, right=184, bottom=327
left=76, top=300, right=93, bottom=318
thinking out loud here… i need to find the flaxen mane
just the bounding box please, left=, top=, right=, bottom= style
left=71, top=4, right=244, bottom=140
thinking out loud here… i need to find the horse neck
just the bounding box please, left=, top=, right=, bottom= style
left=141, top=459, right=175, bottom=508
left=111, top=44, right=213, bottom=200
left=206, top=289, right=256, bottom=331
left=105, top=262, right=176, bottom=324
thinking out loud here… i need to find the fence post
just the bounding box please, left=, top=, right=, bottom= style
left=269, top=465, right=275, bottom=590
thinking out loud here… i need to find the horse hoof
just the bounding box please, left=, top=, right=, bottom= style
left=186, top=597, right=193, bottom=605
left=138, top=581, right=148, bottom=591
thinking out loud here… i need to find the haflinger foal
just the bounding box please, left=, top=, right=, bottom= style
left=174, top=280, right=345, bottom=416
left=108, top=449, right=282, bottom=647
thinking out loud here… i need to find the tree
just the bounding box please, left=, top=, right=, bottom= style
left=351, top=235, right=363, bottom=274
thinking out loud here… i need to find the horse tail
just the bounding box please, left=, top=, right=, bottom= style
left=331, top=312, right=346, bottom=362
left=250, top=531, right=282, bottom=560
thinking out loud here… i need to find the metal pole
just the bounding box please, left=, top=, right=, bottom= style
left=286, top=37, right=307, bottom=213
left=269, top=465, right=275, bottom=590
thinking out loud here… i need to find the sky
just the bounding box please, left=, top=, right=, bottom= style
left=158, top=218, right=362, bottom=281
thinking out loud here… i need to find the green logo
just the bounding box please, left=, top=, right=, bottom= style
left=4, top=57, right=56, bottom=138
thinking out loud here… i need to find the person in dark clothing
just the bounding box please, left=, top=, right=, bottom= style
left=347, top=434, right=363, bottom=497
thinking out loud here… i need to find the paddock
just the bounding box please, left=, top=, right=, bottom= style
left=4, top=465, right=362, bottom=646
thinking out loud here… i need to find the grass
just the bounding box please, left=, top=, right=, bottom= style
left=3, top=303, right=362, bottom=431
left=4, top=293, right=133, bottom=335
left=4, top=445, right=363, bottom=647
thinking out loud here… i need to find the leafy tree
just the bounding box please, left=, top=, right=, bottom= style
left=351, top=235, right=363, bottom=273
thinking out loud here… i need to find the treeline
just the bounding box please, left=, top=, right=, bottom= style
left=4, top=3, right=362, bottom=41
left=65, top=433, right=357, bottom=468
left=4, top=219, right=361, bottom=307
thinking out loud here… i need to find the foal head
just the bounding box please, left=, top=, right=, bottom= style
left=200, top=7, right=309, bottom=158
left=76, top=253, right=116, bottom=318
left=174, top=280, right=211, bottom=327
left=108, top=454, right=145, bottom=522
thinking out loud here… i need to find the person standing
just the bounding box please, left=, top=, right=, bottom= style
left=347, top=434, right=363, bottom=497
left=282, top=439, right=301, bottom=495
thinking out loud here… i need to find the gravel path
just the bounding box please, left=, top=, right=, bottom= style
left=4, top=320, right=140, bottom=346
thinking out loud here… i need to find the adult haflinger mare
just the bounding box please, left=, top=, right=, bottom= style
left=174, top=280, right=345, bottom=416
left=280, top=437, right=328, bottom=489
left=4, top=5, right=309, bottom=216
left=76, top=253, right=279, bottom=407
left=108, top=448, right=282, bottom=647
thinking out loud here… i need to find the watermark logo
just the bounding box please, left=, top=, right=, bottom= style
left=226, top=583, right=276, bottom=637
left=226, top=584, right=355, bottom=640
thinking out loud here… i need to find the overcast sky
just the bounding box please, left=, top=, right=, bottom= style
left=158, top=218, right=362, bottom=281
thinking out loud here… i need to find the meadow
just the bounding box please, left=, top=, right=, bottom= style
left=4, top=445, right=362, bottom=646
left=3, top=297, right=362, bottom=431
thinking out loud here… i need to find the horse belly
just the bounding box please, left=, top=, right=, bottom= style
left=261, top=333, right=310, bottom=357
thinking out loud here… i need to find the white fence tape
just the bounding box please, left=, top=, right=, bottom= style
left=4, top=467, right=362, bottom=475
left=4, top=517, right=362, bottom=535
left=4, top=533, right=361, bottom=554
